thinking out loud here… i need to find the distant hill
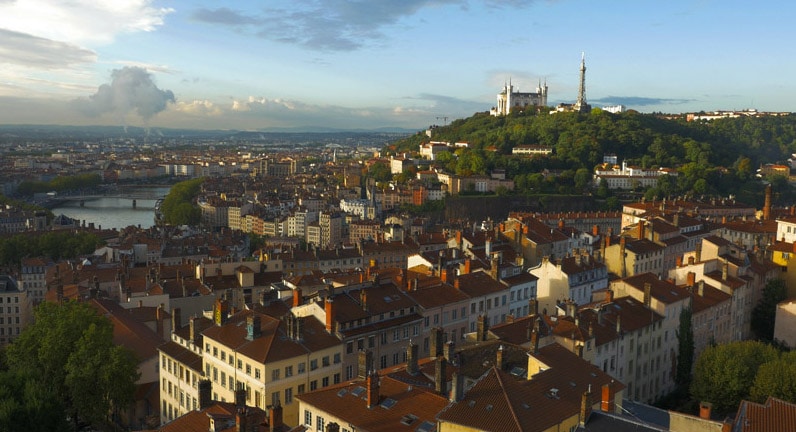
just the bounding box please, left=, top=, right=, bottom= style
left=385, top=109, right=796, bottom=207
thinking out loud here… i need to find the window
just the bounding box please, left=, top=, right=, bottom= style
left=346, top=341, right=353, bottom=354
left=246, top=364, right=251, bottom=375
left=272, top=391, right=280, bottom=406
left=221, top=372, right=226, bottom=387
left=310, top=380, right=317, bottom=391
left=272, top=369, right=280, bottom=381
left=316, top=416, right=325, bottom=431
left=221, top=351, right=226, bottom=361
left=334, top=353, right=341, bottom=364
left=298, top=384, right=305, bottom=395
left=213, top=347, right=218, bottom=357
left=255, top=368, right=261, bottom=380
left=322, top=376, right=329, bottom=387
left=310, top=359, right=318, bottom=371
left=304, top=410, right=312, bottom=426
left=285, top=387, right=293, bottom=404
left=237, top=360, right=242, bottom=369
left=298, top=362, right=306, bottom=374
left=285, top=366, right=293, bottom=377
left=334, top=373, right=340, bottom=384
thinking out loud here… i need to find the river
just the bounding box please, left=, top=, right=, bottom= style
left=49, top=186, right=171, bottom=231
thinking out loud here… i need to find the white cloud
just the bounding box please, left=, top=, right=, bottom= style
left=174, top=99, right=223, bottom=116
left=0, top=0, right=173, bottom=45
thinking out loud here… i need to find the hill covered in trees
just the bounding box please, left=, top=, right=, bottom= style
left=387, top=109, right=796, bottom=207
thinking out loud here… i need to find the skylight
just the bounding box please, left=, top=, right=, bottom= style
left=380, top=398, right=397, bottom=409
left=351, top=386, right=366, bottom=397
left=400, top=414, right=418, bottom=426
left=416, top=421, right=436, bottom=432
left=337, top=389, right=347, bottom=397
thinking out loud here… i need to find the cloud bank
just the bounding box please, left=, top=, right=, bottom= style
left=73, top=66, right=175, bottom=121
left=192, top=0, right=532, bottom=51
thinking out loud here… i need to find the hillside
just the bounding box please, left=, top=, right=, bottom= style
left=386, top=109, right=796, bottom=207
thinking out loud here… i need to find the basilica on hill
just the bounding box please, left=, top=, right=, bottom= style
left=491, top=53, right=591, bottom=116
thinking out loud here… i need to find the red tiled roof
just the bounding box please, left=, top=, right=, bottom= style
left=735, top=396, right=796, bottom=432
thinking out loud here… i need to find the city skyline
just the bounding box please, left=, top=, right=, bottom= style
left=0, top=0, right=792, bottom=131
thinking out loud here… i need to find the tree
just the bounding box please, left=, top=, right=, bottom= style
left=749, top=354, right=796, bottom=404
left=751, top=279, right=788, bottom=341
left=691, top=341, right=779, bottom=414
left=0, top=370, right=70, bottom=432
left=676, top=306, right=694, bottom=386
left=5, top=301, right=139, bottom=429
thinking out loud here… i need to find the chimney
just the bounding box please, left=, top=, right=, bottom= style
left=698, top=280, right=705, bottom=297
left=358, top=349, right=373, bottom=379
left=269, top=402, right=283, bottom=432
left=638, top=222, right=645, bottom=240
left=360, top=289, right=368, bottom=312
left=454, top=277, right=460, bottom=290
left=688, top=256, right=695, bottom=265
left=699, top=401, right=713, bottom=420
left=695, top=242, right=702, bottom=262
left=407, top=340, right=418, bottom=375
left=236, top=408, right=247, bottom=432
left=430, top=327, right=444, bottom=357
left=455, top=230, right=462, bottom=248
left=687, top=272, right=696, bottom=288
left=615, top=315, right=622, bottom=334
left=438, top=250, right=445, bottom=277
left=235, top=383, right=246, bottom=408
left=485, top=239, right=492, bottom=256
left=412, top=277, right=419, bottom=291
left=529, top=298, right=538, bottom=316
left=477, top=315, right=488, bottom=341
left=441, top=267, right=450, bottom=283
left=558, top=219, right=565, bottom=230
left=198, top=379, right=212, bottom=409
left=292, top=288, right=302, bottom=307
left=496, top=345, right=504, bottom=370
left=325, top=297, right=334, bottom=333
left=566, top=300, right=577, bottom=318
left=530, top=327, right=539, bottom=353
left=171, top=307, right=182, bottom=332
left=580, top=388, right=592, bottom=427
left=366, top=370, right=380, bottom=409
left=643, top=282, right=651, bottom=307
left=435, top=356, right=447, bottom=395
left=246, top=315, right=261, bottom=341
left=450, top=372, right=464, bottom=402
left=463, top=258, right=471, bottom=275
left=722, top=262, right=728, bottom=281
left=443, top=340, right=455, bottom=363
left=156, top=304, right=165, bottom=338
left=676, top=256, right=683, bottom=267
left=601, top=383, right=616, bottom=412
left=592, top=224, right=599, bottom=236
left=189, top=316, right=198, bottom=344
left=764, top=183, right=772, bottom=221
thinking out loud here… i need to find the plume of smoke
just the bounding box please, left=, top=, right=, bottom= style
left=75, top=66, right=175, bottom=121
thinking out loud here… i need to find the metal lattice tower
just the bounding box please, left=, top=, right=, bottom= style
left=576, top=52, right=587, bottom=111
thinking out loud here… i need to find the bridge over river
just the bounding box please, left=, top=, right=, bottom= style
left=40, top=189, right=166, bottom=208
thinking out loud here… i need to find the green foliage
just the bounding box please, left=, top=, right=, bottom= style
left=0, top=231, right=102, bottom=266
left=18, top=173, right=102, bottom=195
left=0, top=370, right=70, bottom=432
left=676, top=307, right=695, bottom=386
left=749, top=354, right=796, bottom=403
left=0, top=194, right=53, bottom=218
left=691, top=341, right=779, bottom=413
left=388, top=111, right=796, bottom=201
left=751, top=279, right=788, bottom=342
left=160, top=177, right=204, bottom=226
left=366, top=162, right=393, bottom=183
left=5, top=301, right=139, bottom=429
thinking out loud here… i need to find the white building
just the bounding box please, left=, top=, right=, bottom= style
left=594, top=161, right=677, bottom=190
left=490, top=80, right=548, bottom=116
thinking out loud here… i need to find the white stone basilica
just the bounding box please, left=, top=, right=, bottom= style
left=490, top=79, right=548, bottom=116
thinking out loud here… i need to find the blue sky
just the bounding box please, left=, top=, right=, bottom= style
left=0, top=0, right=792, bottom=131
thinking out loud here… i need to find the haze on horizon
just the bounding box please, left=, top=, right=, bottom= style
left=0, top=0, right=792, bottom=132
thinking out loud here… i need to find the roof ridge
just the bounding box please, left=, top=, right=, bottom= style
left=493, top=366, right=524, bottom=432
